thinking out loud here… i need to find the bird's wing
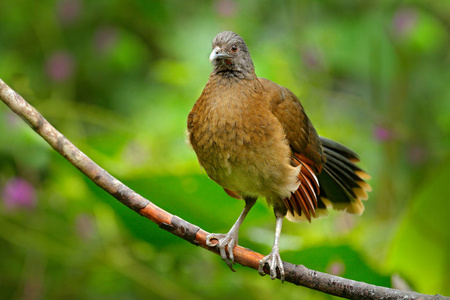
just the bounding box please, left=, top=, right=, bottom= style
left=259, top=77, right=325, bottom=222
left=259, top=77, right=324, bottom=172
left=259, top=78, right=372, bottom=222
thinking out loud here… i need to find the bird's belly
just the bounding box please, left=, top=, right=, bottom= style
left=204, top=152, right=268, bottom=198
left=195, top=125, right=299, bottom=200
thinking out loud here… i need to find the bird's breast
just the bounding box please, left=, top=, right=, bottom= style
left=188, top=78, right=299, bottom=200
left=191, top=91, right=264, bottom=169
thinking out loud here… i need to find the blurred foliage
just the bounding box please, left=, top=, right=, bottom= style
left=1, top=0, right=449, bottom=299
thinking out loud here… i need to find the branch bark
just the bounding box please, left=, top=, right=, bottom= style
left=0, top=79, right=447, bottom=300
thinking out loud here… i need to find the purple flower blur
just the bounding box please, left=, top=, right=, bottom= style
left=57, top=0, right=82, bottom=25
left=392, top=8, right=418, bottom=39
left=215, top=0, right=237, bottom=17
left=374, top=125, right=394, bottom=142
left=94, top=26, right=118, bottom=54
left=326, top=261, right=345, bottom=276
left=302, top=48, right=323, bottom=70
left=45, top=51, right=75, bottom=82
left=2, top=178, right=37, bottom=210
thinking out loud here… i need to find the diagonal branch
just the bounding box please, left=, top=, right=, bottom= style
left=0, top=79, right=447, bottom=300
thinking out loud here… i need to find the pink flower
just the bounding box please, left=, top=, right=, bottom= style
left=215, top=0, right=237, bottom=17
left=2, top=178, right=36, bottom=210
left=392, top=8, right=417, bottom=39
left=326, top=261, right=345, bottom=276
left=93, top=26, right=118, bottom=54
left=57, top=0, right=82, bottom=25
left=45, top=51, right=75, bottom=82
left=374, top=125, right=394, bottom=142
left=302, top=48, right=323, bottom=70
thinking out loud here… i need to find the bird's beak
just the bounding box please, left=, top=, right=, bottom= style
left=209, top=46, right=230, bottom=62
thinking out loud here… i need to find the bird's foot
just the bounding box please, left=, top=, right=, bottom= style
left=206, top=232, right=238, bottom=271
left=258, top=249, right=285, bottom=282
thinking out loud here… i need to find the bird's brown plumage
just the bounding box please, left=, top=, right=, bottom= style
left=187, top=31, right=371, bottom=280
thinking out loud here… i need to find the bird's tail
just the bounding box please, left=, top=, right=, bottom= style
left=317, top=137, right=371, bottom=215
left=285, top=137, right=371, bottom=223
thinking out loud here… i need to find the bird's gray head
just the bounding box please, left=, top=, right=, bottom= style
left=209, top=31, right=255, bottom=78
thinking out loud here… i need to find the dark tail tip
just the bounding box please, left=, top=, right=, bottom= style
left=317, top=137, right=371, bottom=215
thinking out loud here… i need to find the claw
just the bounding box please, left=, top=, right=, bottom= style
left=206, top=233, right=238, bottom=272
left=258, top=250, right=285, bottom=282
left=205, top=198, right=257, bottom=273
left=258, top=212, right=286, bottom=282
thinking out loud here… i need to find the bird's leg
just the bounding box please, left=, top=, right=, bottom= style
left=206, top=197, right=256, bottom=271
left=258, top=208, right=286, bottom=281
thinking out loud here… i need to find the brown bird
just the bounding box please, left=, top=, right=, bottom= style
left=187, top=31, right=371, bottom=281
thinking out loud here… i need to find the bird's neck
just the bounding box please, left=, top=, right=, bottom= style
left=207, top=71, right=261, bottom=95
left=212, top=66, right=257, bottom=80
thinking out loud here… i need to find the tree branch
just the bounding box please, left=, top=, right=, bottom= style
left=0, top=79, right=447, bottom=300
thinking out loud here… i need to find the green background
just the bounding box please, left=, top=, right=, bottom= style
left=1, top=0, right=449, bottom=299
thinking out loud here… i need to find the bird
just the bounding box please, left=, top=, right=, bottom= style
left=187, top=31, right=371, bottom=282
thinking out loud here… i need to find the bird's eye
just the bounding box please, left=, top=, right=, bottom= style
left=231, top=45, right=238, bottom=52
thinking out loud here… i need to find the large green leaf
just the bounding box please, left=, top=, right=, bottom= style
left=387, top=166, right=450, bottom=295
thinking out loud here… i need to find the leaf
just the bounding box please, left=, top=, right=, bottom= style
left=387, top=165, right=450, bottom=295
left=284, top=244, right=391, bottom=288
